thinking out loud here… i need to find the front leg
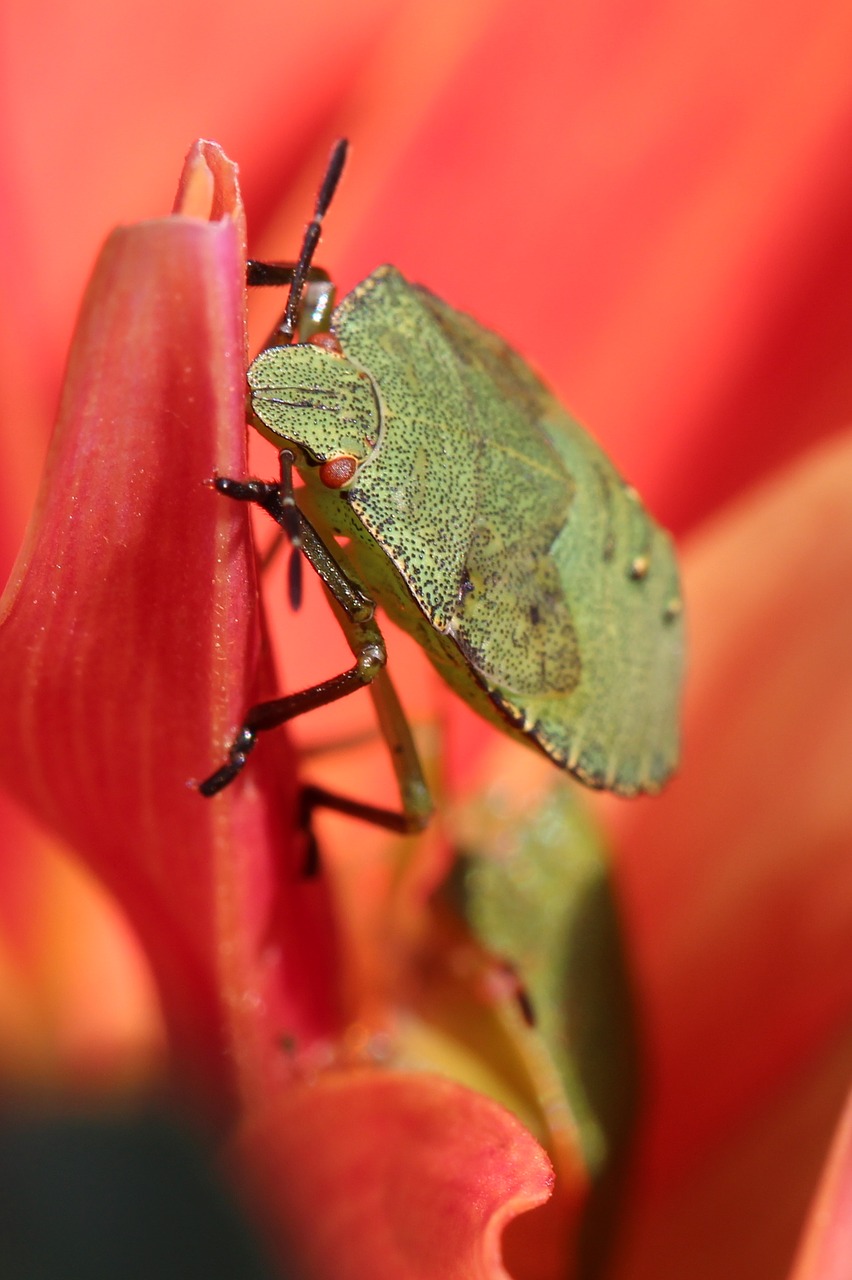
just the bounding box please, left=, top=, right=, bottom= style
left=200, top=455, right=433, bottom=834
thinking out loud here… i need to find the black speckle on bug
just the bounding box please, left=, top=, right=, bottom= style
left=628, top=555, right=649, bottom=581
left=457, top=567, right=475, bottom=606
left=663, top=596, right=682, bottom=624
left=602, top=533, right=616, bottom=562
left=529, top=603, right=541, bottom=625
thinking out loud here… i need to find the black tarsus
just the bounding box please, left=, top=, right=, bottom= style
left=198, top=667, right=365, bottom=797
left=245, top=261, right=331, bottom=288
left=198, top=727, right=257, bottom=796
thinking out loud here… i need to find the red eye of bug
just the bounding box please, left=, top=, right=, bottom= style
left=319, top=455, right=358, bottom=488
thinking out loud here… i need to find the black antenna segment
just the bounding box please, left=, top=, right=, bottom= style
left=279, top=138, right=348, bottom=344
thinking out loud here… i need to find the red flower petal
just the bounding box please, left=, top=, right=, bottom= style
left=601, top=1026, right=852, bottom=1279
left=788, top=1085, right=852, bottom=1280
left=232, top=1071, right=554, bottom=1280
left=608, top=430, right=852, bottom=1187
left=0, top=143, right=342, bottom=1119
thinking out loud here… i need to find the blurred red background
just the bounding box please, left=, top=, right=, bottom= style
left=1, top=2, right=852, bottom=1276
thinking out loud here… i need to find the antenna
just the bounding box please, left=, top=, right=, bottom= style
left=278, top=138, right=348, bottom=344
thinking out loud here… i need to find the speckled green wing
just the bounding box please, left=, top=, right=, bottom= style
left=422, top=282, right=684, bottom=793
left=330, top=266, right=683, bottom=795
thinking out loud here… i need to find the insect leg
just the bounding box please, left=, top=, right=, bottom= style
left=299, top=780, right=425, bottom=837
left=368, top=669, right=433, bottom=827
left=293, top=649, right=432, bottom=835
left=200, top=469, right=433, bottom=833
left=246, top=262, right=336, bottom=343
left=245, top=261, right=305, bottom=286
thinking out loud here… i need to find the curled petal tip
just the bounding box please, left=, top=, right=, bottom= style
left=233, top=1071, right=555, bottom=1280
left=174, top=139, right=246, bottom=255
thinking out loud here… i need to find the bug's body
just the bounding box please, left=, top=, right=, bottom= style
left=248, top=264, right=683, bottom=796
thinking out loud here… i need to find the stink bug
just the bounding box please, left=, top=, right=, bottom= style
left=200, top=140, right=684, bottom=831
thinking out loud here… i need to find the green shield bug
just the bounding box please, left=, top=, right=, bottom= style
left=200, top=140, right=684, bottom=831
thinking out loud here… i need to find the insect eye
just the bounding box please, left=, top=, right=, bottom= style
left=319, top=455, right=359, bottom=488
